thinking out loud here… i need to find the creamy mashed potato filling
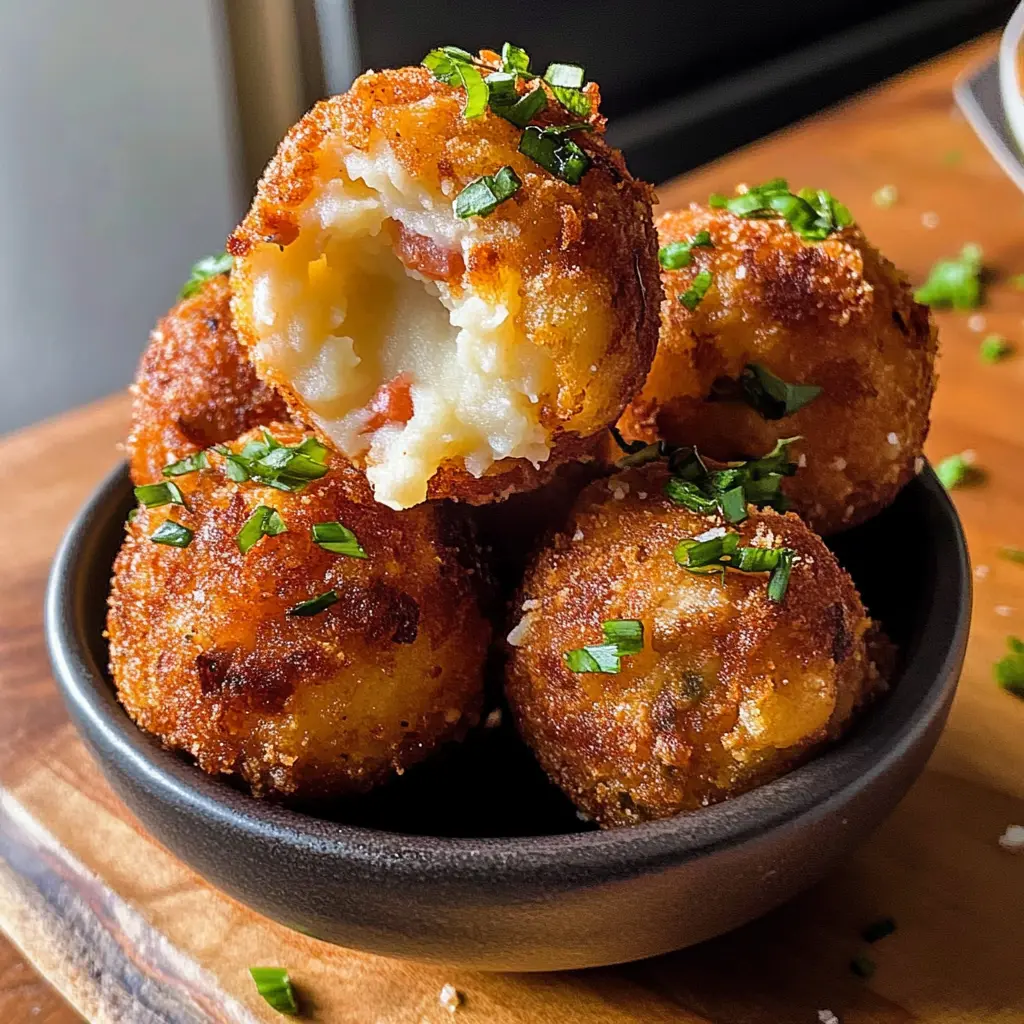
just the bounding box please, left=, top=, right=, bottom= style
left=246, top=142, right=555, bottom=509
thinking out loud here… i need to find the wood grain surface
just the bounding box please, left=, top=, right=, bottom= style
left=1, top=33, right=1023, bottom=1024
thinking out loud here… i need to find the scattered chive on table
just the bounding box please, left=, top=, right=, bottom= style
left=1, top=33, right=1022, bottom=1024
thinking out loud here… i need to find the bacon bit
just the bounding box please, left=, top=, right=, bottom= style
left=362, top=374, right=414, bottom=432
left=390, top=221, right=464, bottom=282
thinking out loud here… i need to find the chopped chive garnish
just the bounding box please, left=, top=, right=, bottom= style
left=564, top=619, right=644, bottom=674
left=861, top=917, right=897, bottom=943
left=179, top=252, right=232, bottom=299
left=236, top=505, right=287, bottom=554
left=162, top=451, right=208, bottom=477
left=601, top=618, right=644, bottom=654
left=679, top=270, right=713, bottom=310
left=249, top=966, right=298, bottom=1016
left=491, top=84, right=547, bottom=127
left=766, top=549, right=793, bottom=603
left=979, top=334, right=1013, bottom=363
left=914, top=244, right=983, bottom=309
left=548, top=83, right=590, bottom=118
left=544, top=62, right=584, bottom=89
left=658, top=230, right=714, bottom=270
left=454, top=165, right=522, bottom=218
left=501, top=42, right=531, bottom=75
left=1000, top=547, right=1024, bottom=563
left=709, top=179, right=852, bottom=241
left=674, top=529, right=794, bottom=603
left=422, top=48, right=487, bottom=118
left=737, top=363, right=822, bottom=420
left=935, top=451, right=982, bottom=490
left=995, top=636, right=1024, bottom=698
left=312, top=521, right=367, bottom=559
left=872, top=184, right=898, bottom=208
left=216, top=432, right=329, bottom=492
left=663, top=437, right=799, bottom=519
left=134, top=481, right=186, bottom=509
left=287, top=590, right=339, bottom=617
left=149, top=521, right=193, bottom=548
left=564, top=643, right=621, bottom=674
left=850, top=954, right=876, bottom=980
left=518, top=125, right=590, bottom=184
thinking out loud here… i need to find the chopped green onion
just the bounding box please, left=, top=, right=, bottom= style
left=287, top=590, right=339, bottom=618
left=766, top=549, right=794, bottom=603
left=454, top=165, right=522, bottom=218
left=217, top=432, right=329, bottom=492
left=134, top=481, right=186, bottom=509
left=484, top=71, right=517, bottom=104
left=491, top=84, right=547, bottom=127
left=180, top=252, right=232, bottom=299
left=995, top=636, right=1024, bottom=698
left=658, top=230, right=714, bottom=270
left=601, top=618, right=644, bottom=654
left=679, top=270, right=713, bottom=310
left=162, top=451, right=208, bottom=477
left=914, top=245, right=983, bottom=309
left=861, top=917, right=897, bottom=943
left=149, top=521, right=193, bottom=548
left=850, top=954, right=876, bottom=980
left=1000, top=547, right=1024, bottom=563
left=544, top=63, right=584, bottom=89
left=664, top=477, right=720, bottom=515
left=615, top=441, right=664, bottom=469
left=312, top=521, right=367, bottom=559
left=454, top=60, right=488, bottom=118
left=564, top=643, right=621, bottom=674
left=733, top=546, right=784, bottom=573
left=979, top=334, right=1013, bottom=363
left=249, top=967, right=299, bottom=1016
left=935, top=451, right=982, bottom=490
left=719, top=485, right=747, bottom=524
left=564, top=619, right=645, bottom=674
left=709, top=179, right=852, bottom=241
left=236, top=505, right=287, bottom=554
left=519, top=125, right=590, bottom=184
left=872, top=184, right=898, bottom=208
left=738, top=363, right=822, bottom=420
left=501, top=42, right=531, bottom=75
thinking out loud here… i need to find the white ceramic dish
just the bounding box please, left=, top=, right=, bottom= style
left=998, top=0, right=1024, bottom=157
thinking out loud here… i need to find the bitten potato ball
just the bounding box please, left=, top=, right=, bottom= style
left=229, top=61, right=661, bottom=510
left=505, top=462, right=884, bottom=828
left=617, top=200, right=937, bottom=534
left=127, top=274, right=287, bottom=485
left=108, top=422, right=491, bottom=798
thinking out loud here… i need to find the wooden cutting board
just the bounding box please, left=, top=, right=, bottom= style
left=1, top=34, right=1023, bottom=1024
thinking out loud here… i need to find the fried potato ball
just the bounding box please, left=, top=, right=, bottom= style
left=229, top=62, right=661, bottom=510
left=127, top=274, right=288, bottom=485
left=108, top=422, right=491, bottom=798
left=616, top=203, right=938, bottom=534
left=505, top=462, right=884, bottom=828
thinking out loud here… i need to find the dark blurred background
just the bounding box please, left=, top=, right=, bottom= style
left=0, top=0, right=1013, bottom=434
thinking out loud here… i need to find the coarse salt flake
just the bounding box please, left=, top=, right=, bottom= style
left=832, top=456, right=847, bottom=471
left=995, top=605, right=1013, bottom=617
left=735, top=265, right=748, bottom=280
left=921, top=211, right=940, bottom=228
left=506, top=614, right=535, bottom=646
left=818, top=1012, right=840, bottom=1024
left=998, top=824, right=1024, bottom=852
left=572, top=528, right=584, bottom=542
left=887, top=432, right=899, bottom=445
left=967, top=314, right=986, bottom=333
left=974, top=564, right=989, bottom=580
left=439, top=983, right=462, bottom=1013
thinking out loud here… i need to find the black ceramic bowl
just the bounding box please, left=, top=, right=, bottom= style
left=46, top=462, right=969, bottom=971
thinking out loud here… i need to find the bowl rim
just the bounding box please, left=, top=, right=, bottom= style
left=46, top=460, right=970, bottom=887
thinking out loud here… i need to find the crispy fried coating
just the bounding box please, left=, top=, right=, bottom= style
left=108, top=423, right=490, bottom=798
left=127, top=275, right=287, bottom=484
left=617, top=204, right=938, bottom=534
left=505, top=462, right=883, bottom=828
left=229, top=63, right=661, bottom=510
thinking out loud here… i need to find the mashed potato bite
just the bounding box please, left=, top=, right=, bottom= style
left=109, top=422, right=491, bottom=798
left=618, top=195, right=937, bottom=534
left=229, top=61, right=660, bottom=509
left=505, top=461, right=884, bottom=827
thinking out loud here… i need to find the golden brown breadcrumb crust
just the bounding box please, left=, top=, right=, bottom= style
left=505, top=462, right=883, bottom=828
left=108, top=422, right=491, bottom=798
left=616, top=205, right=938, bottom=534
left=229, top=65, right=662, bottom=501
left=127, top=276, right=287, bottom=484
